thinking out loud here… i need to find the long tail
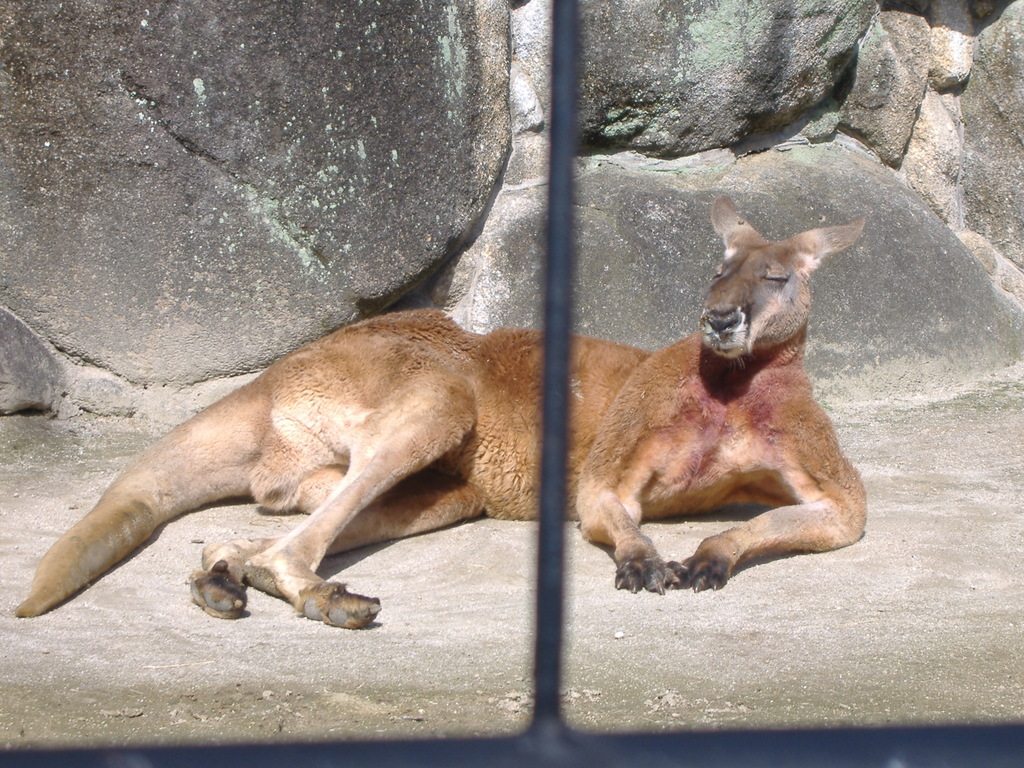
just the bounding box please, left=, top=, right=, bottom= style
left=16, top=382, right=269, bottom=618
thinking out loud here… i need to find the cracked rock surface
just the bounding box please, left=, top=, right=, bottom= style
left=0, top=0, right=509, bottom=385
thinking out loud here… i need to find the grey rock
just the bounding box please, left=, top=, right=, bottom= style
left=510, top=63, right=546, bottom=134
left=839, top=10, right=931, bottom=166
left=960, top=230, right=1024, bottom=306
left=800, top=97, right=843, bottom=144
left=900, top=90, right=963, bottom=226
left=576, top=0, right=875, bottom=157
left=442, top=184, right=546, bottom=332
left=435, top=144, right=1022, bottom=399
left=928, top=0, right=975, bottom=91
left=65, top=367, right=138, bottom=419
left=511, top=0, right=553, bottom=122
left=503, top=130, right=550, bottom=189
left=0, top=307, right=63, bottom=414
left=880, top=0, right=931, bottom=13
left=0, top=0, right=509, bottom=386
left=962, top=2, right=1024, bottom=272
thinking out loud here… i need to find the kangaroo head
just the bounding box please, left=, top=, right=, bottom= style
left=700, top=196, right=864, bottom=359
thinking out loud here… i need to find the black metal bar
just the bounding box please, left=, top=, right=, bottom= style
left=6, top=723, right=1024, bottom=768
left=531, top=0, right=580, bottom=734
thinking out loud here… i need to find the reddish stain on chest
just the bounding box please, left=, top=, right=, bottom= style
left=647, top=372, right=784, bottom=506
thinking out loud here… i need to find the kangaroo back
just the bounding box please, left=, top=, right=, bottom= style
left=16, top=382, right=269, bottom=617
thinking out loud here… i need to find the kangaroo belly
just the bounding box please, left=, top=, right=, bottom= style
left=460, top=327, right=648, bottom=521
left=458, top=387, right=543, bottom=521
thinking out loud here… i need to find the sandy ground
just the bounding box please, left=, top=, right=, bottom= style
left=1, top=366, right=1022, bottom=750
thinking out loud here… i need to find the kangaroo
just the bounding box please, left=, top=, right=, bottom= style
left=16, top=197, right=866, bottom=628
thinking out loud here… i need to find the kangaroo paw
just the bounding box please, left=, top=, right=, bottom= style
left=614, top=557, right=686, bottom=594
left=190, top=560, right=247, bottom=619
left=680, top=553, right=731, bottom=592
left=297, top=582, right=381, bottom=629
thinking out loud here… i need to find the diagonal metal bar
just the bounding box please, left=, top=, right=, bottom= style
left=531, top=0, right=580, bottom=734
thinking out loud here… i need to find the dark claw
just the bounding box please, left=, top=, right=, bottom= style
left=665, top=560, right=689, bottom=587
left=615, top=557, right=686, bottom=594
left=615, top=560, right=645, bottom=593
left=680, top=554, right=731, bottom=592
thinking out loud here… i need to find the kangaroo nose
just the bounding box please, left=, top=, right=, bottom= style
left=704, top=307, right=742, bottom=334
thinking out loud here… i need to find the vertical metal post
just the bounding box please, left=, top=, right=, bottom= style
left=531, top=0, right=579, bottom=734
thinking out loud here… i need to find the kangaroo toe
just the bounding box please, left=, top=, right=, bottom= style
left=615, top=557, right=685, bottom=594
left=681, top=553, right=731, bottom=592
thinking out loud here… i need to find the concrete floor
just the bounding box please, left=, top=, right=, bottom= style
left=1, top=366, right=1022, bottom=749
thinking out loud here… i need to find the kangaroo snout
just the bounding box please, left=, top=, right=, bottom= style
left=702, top=306, right=744, bottom=334
left=701, top=306, right=747, bottom=354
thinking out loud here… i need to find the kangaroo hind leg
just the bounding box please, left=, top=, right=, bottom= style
left=326, top=469, right=485, bottom=555
left=189, top=470, right=485, bottom=624
left=293, top=470, right=485, bottom=628
left=189, top=425, right=347, bottom=621
left=239, top=377, right=477, bottom=627
left=189, top=537, right=277, bottom=620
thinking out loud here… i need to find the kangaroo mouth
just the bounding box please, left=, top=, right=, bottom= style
left=700, top=309, right=749, bottom=358
left=702, top=334, right=748, bottom=358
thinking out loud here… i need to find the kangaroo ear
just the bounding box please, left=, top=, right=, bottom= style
left=790, top=218, right=865, bottom=270
left=711, top=196, right=766, bottom=258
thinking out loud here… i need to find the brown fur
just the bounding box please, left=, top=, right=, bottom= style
left=17, top=197, right=866, bottom=627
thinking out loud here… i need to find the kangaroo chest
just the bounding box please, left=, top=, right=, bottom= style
left=637, top=380, right=795, bottom=516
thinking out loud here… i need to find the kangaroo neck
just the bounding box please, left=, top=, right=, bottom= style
left=697, top=328, right=808, bottom=395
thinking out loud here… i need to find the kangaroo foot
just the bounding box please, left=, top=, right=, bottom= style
left=241, top=557, right=380, bottom=628
left=297, top=582, right=381, bottom=629
left=614, top=557, right=687, bottom=594
left=680, top=553, right=731, bottom=592
left=189, top=560, right=247, bottom=619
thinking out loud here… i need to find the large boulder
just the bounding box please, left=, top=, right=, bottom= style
left=575, top=0, right=875, bottom=156
left=838, top=9, right=931, bottom=167
left=962, top=2, right=1024, bottom=273
left=437, top=144, right=1022, bottom=399
left=0, top=308, right=63, bottom=414
left=0, top=0, right=509, bottom=385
